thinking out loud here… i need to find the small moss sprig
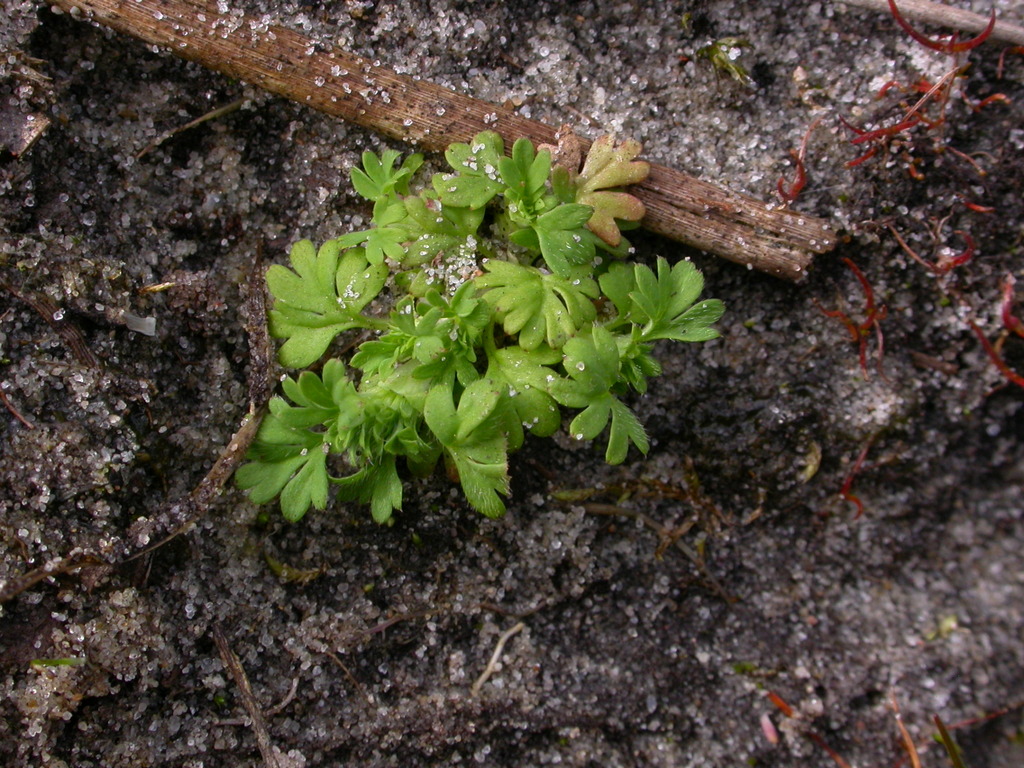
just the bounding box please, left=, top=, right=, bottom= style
left=237, top=131, right=724, bottom=523
left=695, top=37, right=754, bottom=86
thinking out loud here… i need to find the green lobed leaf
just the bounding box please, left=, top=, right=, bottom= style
left=553, top=325, right=621, bottom=402
left=332, top=456, right=405, bottom=524
left=403, top=196, right=484, bottom=266
left=526, top=203, right=596, bottom=277
left=350, top=149, right=424, bottom=202
left=353, top=288, right=490, bottom=388
left=571, top=135, right=650, bottom=247
left=435, top=131, right=506, bottom=209
left=238, top=378, right=338, bottom=521
left=536, top=203, right=594, bottom=232
left=423, top=382, right=510, bottom=518
left=548, top=326, right=650, bottom=463
left=499, top=139, right=552, bottom=225
left=485, top=345, right=563, bottom=446
left=453, top=378, right=502, bottom=443
left=475, top=260, right=598, bottom=350
left=236, top=454, right=304, bottom=506
left=567, top=396, right=611, bottom=441
left=242, top=133, right=724, bottom=525
left=672, top=300, right=726, bottom=341
left=630, top=258, right=724, bottom=342
left=536, top=228, right=596, bottom=278
left=267, top=240, right=387, bottom=368
left=598, top=261, right=636, bottom=319
left=578, top=190, right=646, bottom=247
left=578, top=136, right=650, bottom=193
left=278, top=448, right=329, bottom=522
left=339, top=199, right=417, bottom=266
left=604, top=398, right=650, bottom=464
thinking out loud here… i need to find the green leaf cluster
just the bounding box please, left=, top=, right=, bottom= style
left=238, top=133, right=725, bottom=523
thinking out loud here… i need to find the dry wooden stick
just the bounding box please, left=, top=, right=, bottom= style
left=51, top=0, right=836, bottom=280
left=842, top=0, right=1024, bottom=46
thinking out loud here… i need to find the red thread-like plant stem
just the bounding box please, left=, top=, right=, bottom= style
left=887, top=0, right=996, bottom=54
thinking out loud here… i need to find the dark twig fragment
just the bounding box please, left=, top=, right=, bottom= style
left=137, top=95, right=246, bottom=159
left=0, top=555, right=106, bottom=604
left=2, top=280, right=101, bottom=368
left=969, top=320, right=1024, bottom=389
left=243, top=241, right=275, bottom=409
left=0, top=388, right=35, bottom=430
left=580, top=502, right=734, bottom=601
left=839, top=441, right=873, bottom=519
left=213, top=625, right=286, bottom=768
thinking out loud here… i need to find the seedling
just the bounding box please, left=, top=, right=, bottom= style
left=238, top=133, right=724, bottom=523
left=1000, top=274, right=1024, bottom=339
left=766, top=690, right=854, bottom=768
left=997, top=45, right=1024, bottom=79
left=956, top=274, right=1024, bottom=392
left=766, top=688, right=988, bottom=768
left=886, top=0, right=995, bottom=55
left=968, top=320, right=1024, bottom=390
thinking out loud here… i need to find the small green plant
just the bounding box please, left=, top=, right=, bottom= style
left=695, top=37, right=754, bottom=86
left=237, top=132, right=724, bottom=523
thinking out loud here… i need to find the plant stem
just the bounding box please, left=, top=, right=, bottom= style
left=842, top=0, right=1024, bottom=46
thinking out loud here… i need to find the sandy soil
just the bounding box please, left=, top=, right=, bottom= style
left=2, top=1, right=1023, bottom=766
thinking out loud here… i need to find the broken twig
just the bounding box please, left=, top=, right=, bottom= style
left=2, top=279, right=101, bottom=368
left=50, top=0, right=835, bottom=280
left=0, top=554, right=106, bottom=604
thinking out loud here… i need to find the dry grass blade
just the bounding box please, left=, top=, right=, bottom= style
left=891, top=693, right=923, bottom=768
left=0, top=555, right=106, bottom=604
